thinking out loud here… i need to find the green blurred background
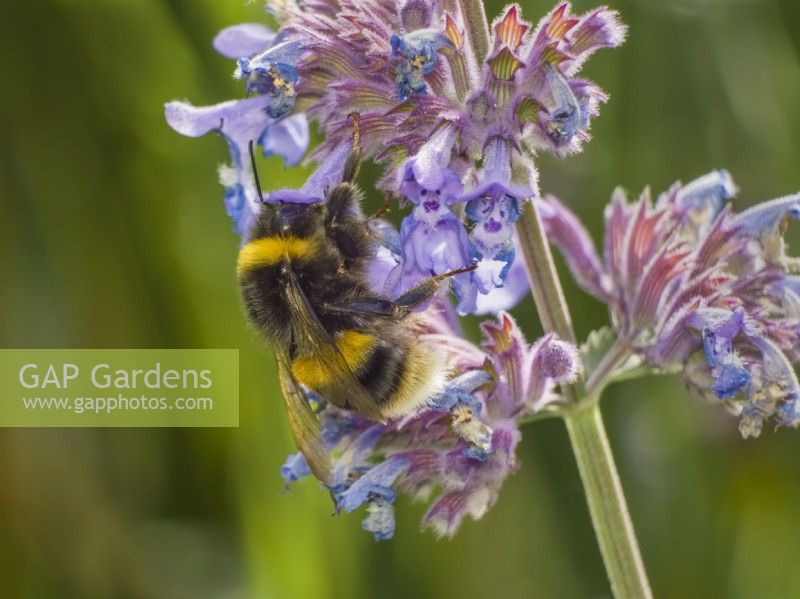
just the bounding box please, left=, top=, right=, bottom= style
left=1, top=0, right=799, bottom=597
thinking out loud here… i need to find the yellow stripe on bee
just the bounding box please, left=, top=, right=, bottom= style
left=291, top=330, right=376, bottom=391
left=237, top=236, right=317, bottom=274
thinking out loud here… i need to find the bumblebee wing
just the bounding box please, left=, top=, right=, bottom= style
left=276, top=353, right=333, bottom=486
left=284, top=271, right=384, bottom=421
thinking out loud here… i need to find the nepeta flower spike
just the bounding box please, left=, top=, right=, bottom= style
left=542, top=172, right=800, bottom=437
left=167, top=1, right=624, bottom=314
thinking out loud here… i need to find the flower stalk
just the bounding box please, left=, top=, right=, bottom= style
left=515, top=201, right=577, bottom=345
left=457, top=2, right=650, bottom=596
left=564, top=402, right=653, bottom=599
left=518, top=196, right=650, bottom=596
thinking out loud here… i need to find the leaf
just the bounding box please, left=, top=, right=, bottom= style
left=581, top=326, right=667, bottom=393
left=580, top=326, right=618, bottom=378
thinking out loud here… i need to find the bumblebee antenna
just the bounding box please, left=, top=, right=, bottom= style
left=249, top=139, right=266, bottom=203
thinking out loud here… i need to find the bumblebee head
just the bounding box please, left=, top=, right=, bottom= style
left=272, top=201, right=323, bottom=238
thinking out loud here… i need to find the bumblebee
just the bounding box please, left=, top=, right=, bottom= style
left=237, top=115, right=474, bottom=484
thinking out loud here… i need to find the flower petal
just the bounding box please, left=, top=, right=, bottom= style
left=165, top=96, right=272, bottom=148
left=474, top=256, right=530, bottom=314
left=537, top=195, right=612, bottom=302
left=213, top=23, right=276, bottom=59
left=731, top=192, right=800, bottom=235
left=259, top=113, right=309, bottom=166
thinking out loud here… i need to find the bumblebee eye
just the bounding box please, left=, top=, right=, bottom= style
left=435, top=189, right=441, bottom=196
left=420, top=189, right=427, bottom=196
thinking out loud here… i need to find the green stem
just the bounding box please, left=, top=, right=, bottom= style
left=458, top=0, right=490, bottom=64
left=564, top=403, right=653, bottom=599
left=515, top=191, right=651, bottom=598
left=515, top=200, right=577, bottom=345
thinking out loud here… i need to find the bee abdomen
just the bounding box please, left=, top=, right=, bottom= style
left=354, top=339, right=406, bottom=405
left=378, top=341, right=447, bottom=419
left=290, top=329, right=446, bottom=420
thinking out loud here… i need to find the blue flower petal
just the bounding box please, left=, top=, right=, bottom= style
left=259, top=113, right=309, bottom=167
left=213, top=23, right=276, bottom=59
left=712, top=362, right=751, bottom=399
left=338, top=456, right=410, bottom=512
left=281, top=452, right=312, bottom=485
left=542, top=63, right=586, bottom=144
left=732, top=193, right=800, bottom=235
left=675, top=170, right=736, bottom=219
left=269, top=138, right=352, bottom=205
left=391, top=29, right=453, bottom=100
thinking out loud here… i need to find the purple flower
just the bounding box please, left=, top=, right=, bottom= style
left=386, top=125, right=475, bottom=311
left=235, top=37, right=304, bottom=118
left=542, top=172, right=800, bottom=436
left=269, top=138, right=353, bottom=205
left=688, top=306, right=752, bottom=399
left=387, top=199, right=474, bottom=312
left=474, top=255, right=531, bottom=315
left=282, top=308, right=580, bottom=539
left=730, top=192, right=800, bottom=269
left=396, top=123, right=461, bottom=200
left=272, top=1, right=622, bottom=174
left=512, top=3, right=627, bottom=156
left=391, top=29, right=454, bottom=101
left=165, top=97, right=308, bottom=235
left=241, top=2, right=622, bottom=317
left=539, top=63, right=585, bottom=144
left=166, top=1, right=621, bottom=542
left=675, top=169, right=737, bottom=226
left=165, top=24, right=309, bottom=234
left=461, top=137, right=530, bottom=305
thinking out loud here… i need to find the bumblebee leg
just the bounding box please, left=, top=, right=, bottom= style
left=394, top=263, right=478, bottom=309
left=342, top=112, right=361, bottom=184
left=322, top=298, right=400, bottom=318
left=326, top=183, right=360, bottom=222
left=320, top=263, right=477, bottom=321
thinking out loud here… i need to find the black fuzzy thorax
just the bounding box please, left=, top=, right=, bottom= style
left=238, top=198, right=414, bottom=411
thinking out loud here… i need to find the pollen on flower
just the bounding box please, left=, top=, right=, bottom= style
left=450, top=404, right=493, bottom=460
